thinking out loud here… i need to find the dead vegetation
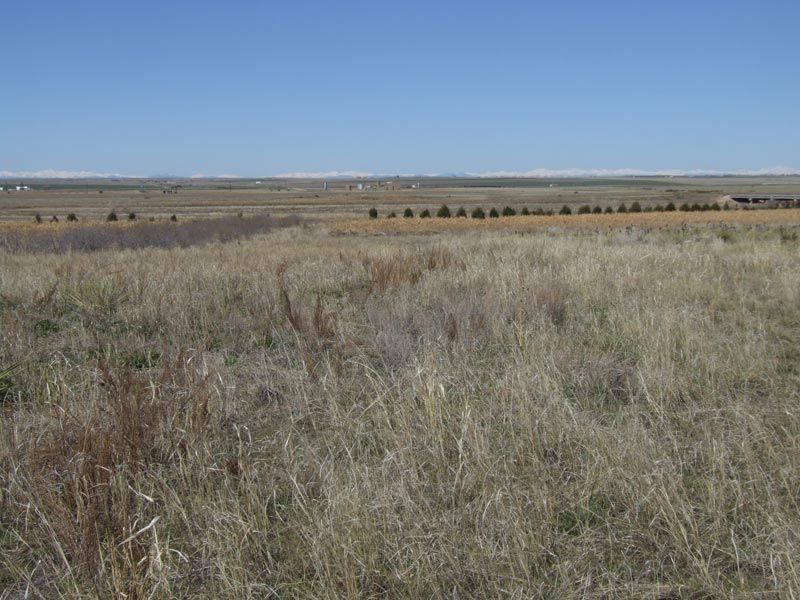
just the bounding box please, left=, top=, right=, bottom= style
left=1, top=224, right=800, bottom=597
left=0, top=214, right=302, bottom=253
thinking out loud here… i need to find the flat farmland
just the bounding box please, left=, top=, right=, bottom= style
left=2, top=175, right=799, bottom=223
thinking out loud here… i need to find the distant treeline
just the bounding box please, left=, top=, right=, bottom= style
left=368, top=202, right=743, bottom=219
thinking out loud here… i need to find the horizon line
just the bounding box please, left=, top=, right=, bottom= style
left=2, top=166, right=800, bottom=180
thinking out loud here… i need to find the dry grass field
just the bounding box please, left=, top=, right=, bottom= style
left=2, top=213, right=800, bottom=597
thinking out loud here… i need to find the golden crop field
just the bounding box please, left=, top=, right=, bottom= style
left=335, top=207, right=800, bottom=234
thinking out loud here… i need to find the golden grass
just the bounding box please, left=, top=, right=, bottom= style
left=334, top=208, right=800, bottom=234
left=1, top=224, right=800, bottom=596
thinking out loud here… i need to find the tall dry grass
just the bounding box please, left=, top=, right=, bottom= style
left=1, top=224, right=799, bottom=597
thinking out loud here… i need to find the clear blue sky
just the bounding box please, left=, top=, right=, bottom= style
left=2, top=0, right=798, bottom=177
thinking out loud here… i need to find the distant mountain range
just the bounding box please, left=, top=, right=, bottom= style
left=2, top=167, right=800, bottom=180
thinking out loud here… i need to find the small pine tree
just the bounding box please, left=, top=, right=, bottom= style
left=456, top=206, right=467, bottom=217
left=700, top=203, right=711, bottom=212
left=665, top=202, right=676, bottom=211
left=387, top=212, right=397, bottom=218
left=34, top=214, right=42, bottom=224
left=107, top=211, right=118, bottom=222
left=577, top=205, right=591, bottom=214
left=170, top=214, right=178, bottom=221
left=592, top=205, right=602, bottom=214
left=502, top=206, right=516, bottom=216
left=368, top=207, right=378, bottom=219
left=617, top=204, right=628, bottom=213
left=711, top=203, right=721, bottom=211
left=471, top=207, right=485, bottom=219
left=489, top=208, right=500, bottom=218
left=50, top=215, right=59, bottom=223
left=420, top=209, right=431, bottom=218
left=436, top=204, right=451, bottom=218
left=604, top=206, right=614, bottom=214
left=629, top=202, right=642, bottom=213
left=403, top=208, right=414, bottom=218
left=691, top=203, right=702, bottom=212
left=128, top=212, right=136, bottom=220
left=654, top=205, right=664, bottom=212
left=521, top=206, right=530, bottom=216
left=679, top=203, right=691, bottom=212
left=559, top=205, right=572, bottom=216
left=66, top=213, right=78, bottom=221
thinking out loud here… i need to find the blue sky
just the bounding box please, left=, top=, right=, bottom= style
left=2, top=0, right=798, bottom=177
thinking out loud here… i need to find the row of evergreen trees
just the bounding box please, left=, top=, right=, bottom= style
left=368, top=201, right=730, bottom=219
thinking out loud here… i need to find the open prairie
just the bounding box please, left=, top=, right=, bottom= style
left=2, top=190, right=800, bottom=596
